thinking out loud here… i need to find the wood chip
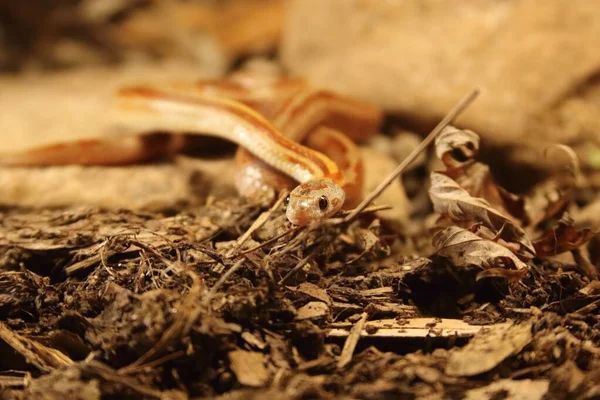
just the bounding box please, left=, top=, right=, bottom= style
left=0, top=374, right=27, bottom=389
left=464, top=379, right=549, bottom=400
left=364, top=303, right=420, bottom=318
left=241, top=331, right=267, bottom=350
left=337, top=312, right=368, bottom=369
left=295, top=301, right=330, bottom=321
left=328, top=318, right=484, bottom=340
left=228, top=350, right=269, bottom=387
left=0, top=322, right=73, bottom=373
left=359, top=287, right=394, bottom=297
left=331, top=301, right=363, bottom=316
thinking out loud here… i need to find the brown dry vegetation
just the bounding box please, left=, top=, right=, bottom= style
left=1, top=1, right=600, bottom=399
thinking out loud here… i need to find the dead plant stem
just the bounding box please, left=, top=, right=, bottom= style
left=343, top=88, right=480, bottom=223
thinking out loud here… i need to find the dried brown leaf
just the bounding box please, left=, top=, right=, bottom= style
left=434, top=127, right=534, bottom=225
left=434, top=126, right=480, bottom=169
left=525, top=182, right=572, bottom=227
left=429, top=172, right=535, bottom=258
left=296, top=283, right=332, bottom=306
left=475, top=267, right=529, bottom=284
left=446, top=321, right=533, bottom=377
left=533, top=220, right=596, bottom=256
left=445, top=162, right=528, bottom=222
left=524, top=144, right=581, bottom=226
left=433, top=226, right=529, bottom=273
left=543, top=144, right=581, bottom=182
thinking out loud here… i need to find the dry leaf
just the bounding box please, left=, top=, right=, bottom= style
left=445, top=321, right=533, bottom=377
left=445, top=162, right=528, bottom=222
left=524, top=181, right=572, bottom=227
left=433, top=226, right=529, bottom=274
left=429, top=172, right=535, bottom=258
left=296, top=283, right=332, bottom=306
left=533, top=220, right=596, bottom=256
left=434, top=126, right=480, bottom=169
left=434, top=127, right=527, bottom=223
left=475, top=268, right=528, bottom=283
left=543, top=144, right=582, bottom=183
left=524, top=144, right=581, bottom=226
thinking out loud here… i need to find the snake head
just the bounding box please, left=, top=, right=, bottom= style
left=285, top=178, right=345, bottom=226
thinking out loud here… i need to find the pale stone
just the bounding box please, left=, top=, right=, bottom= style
left=282, top=0, right=600, bottom=147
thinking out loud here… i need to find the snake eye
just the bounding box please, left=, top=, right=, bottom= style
left=284, top=195, right=290, bottom=205
left=318, top=196, right=328, bottom=211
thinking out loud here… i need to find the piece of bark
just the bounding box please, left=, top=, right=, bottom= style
left=283, top=0, right=600, bottom=147
left=24, top=367, right=101, bottom=400
left=0, top=322, right=74, bottom=373
left=295, top=301, right=330, bottom=321
left=228, top=350, right=270, bottom=388
left=337, top=312, right=368, bottom=369
left=464, top=379, right=549, bottom=400
left=328, top=318, right=483, bottom=340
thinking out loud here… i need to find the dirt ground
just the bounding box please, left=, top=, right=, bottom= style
left=1, top=1, right=600, bottom=400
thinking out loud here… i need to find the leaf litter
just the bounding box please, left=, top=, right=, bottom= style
left=1, top=109, right=600, bottom=400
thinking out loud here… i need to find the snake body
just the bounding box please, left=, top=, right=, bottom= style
left=0, top=66, right=382, bottom=225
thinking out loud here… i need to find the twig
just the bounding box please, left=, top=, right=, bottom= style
left=99, top=239, right=116, bottom=277
left=241, top=226, right=300, bottom=255
left=278, top=248, right=321, bottom=285
left=129, top=239, right=182, bottom=275
left=202, top=258, right=246, bottom=307
left=573, top=298, right=600, bottom=316
left=117, top=350, right=186, bottom=375
left=228, top=190, right=289, bottom=257
left=119, top=271, right=203, bottom=374
left=337, top=312, right=368, bottom=369
left=342, top=88, right=480, bottom=223
left=84, top=360, right=164, bottom=399
left=339, top=204, right=393, bottom=215
left=571, top=248, right=598, bottom=281
left=279, top=89, right=481, bottom=285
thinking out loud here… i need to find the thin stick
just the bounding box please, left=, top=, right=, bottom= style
left=337, top=312, right=368, bottom=369
left=342, top=88, right=480, bottom=223
left=241, top=226, right=300, bottom=255
left=278, top=242, right=324, bottom=285
left=339, top=204, right=393, bottom=216
left=228, top=190, right=289, bottom=257
left=202, top=258, right=245, bottom=307
left=279, top=89, right=481, bottom=286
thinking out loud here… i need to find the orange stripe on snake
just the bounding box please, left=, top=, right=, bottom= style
left=0, top=64, right=382, bottom=225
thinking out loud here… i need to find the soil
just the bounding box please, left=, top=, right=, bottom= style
left=0, top=168, right=599, bottom=399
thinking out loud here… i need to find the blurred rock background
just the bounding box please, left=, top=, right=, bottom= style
left=1, top=0, right=599, bottom=205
